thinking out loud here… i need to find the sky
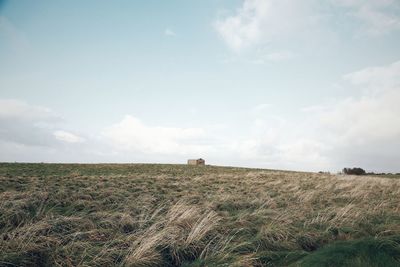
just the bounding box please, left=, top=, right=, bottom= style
left=1, top=0, right=400, bottom=172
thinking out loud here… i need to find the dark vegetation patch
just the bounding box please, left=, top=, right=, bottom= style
left=298, top=236, right=400, bottom=267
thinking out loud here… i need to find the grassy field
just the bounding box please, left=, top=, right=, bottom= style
left=0, top=163, right=399, bottom=266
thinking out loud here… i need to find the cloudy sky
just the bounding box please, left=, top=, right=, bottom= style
left=1, top=0, right=400, bottom=172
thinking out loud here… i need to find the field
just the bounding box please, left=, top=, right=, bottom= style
left=0, top=163, right=399, bottom=266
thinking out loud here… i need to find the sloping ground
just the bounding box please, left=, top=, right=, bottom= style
left=0, top=163, right=399, bottom=266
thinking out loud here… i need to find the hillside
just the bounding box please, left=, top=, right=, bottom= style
left=0, top=163, right=399, bottom=266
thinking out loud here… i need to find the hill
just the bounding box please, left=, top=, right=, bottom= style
left=0, top=163, right=399, bottom=266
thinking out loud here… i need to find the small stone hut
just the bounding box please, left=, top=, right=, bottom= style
left=187, top=158, right=205, bottom=166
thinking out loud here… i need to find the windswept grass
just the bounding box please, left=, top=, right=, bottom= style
left=0, top=163, right=399, bottom=266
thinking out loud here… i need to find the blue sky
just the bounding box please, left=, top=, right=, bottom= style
left=1, top=0, right=400, bottom=172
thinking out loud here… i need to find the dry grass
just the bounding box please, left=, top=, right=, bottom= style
left=0, top=163, right=399, bottom=266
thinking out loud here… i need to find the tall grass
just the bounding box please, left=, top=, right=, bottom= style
left=0, top=163, right=399, bottom=266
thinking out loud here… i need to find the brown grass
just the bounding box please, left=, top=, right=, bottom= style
left=0, top=163, right=399, bottom=266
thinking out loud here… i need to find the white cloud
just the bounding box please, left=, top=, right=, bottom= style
left=215, top=0, right=314, bottom=52
left=0, top=99, right=61, bottom=147
left=321, top=61, right=400, bottom=142
left=0, top=99, right=84, bottom=148
left=164, top=28, right=176, bottom=37
left=312, top=60, right=400, bottom=171
left=103, top=115, right=211, bottom=155
left=0, top=99, right=58, bottom=122
left=223, top=60, right=400, bottom=172
left=0, top=99, right=107, bottom=162
left=332, top=0, right=400, bottom=35
left=343, top=60, right=400, bottom=91
left=71, top=67, right=400, bottom=171
left=278, top=139, right=330, bottom=168
left=225, top=114, right=331, bottom=171
left=215, top=0, right=400, bottom=53
left=54, top=130, right=85, bottom=143
left=250, top=103, right=271, bottom=115
left=2, top=59, right=400, bottom=173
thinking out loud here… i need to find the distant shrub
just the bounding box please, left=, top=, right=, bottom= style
left=342, top=167, right=366, bottom=175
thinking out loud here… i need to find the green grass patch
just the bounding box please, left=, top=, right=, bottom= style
left=297, top=236, right=400, bottom=267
